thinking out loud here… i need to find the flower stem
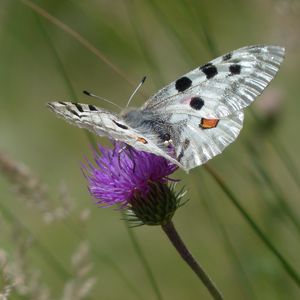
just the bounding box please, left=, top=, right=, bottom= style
left=161, top=221, right=224, bottom=300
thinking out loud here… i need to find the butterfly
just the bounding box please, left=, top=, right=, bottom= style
left=48, top=45, right=285, bottom=172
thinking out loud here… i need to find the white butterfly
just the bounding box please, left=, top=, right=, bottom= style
left=48, top=45, right=285, bottom=172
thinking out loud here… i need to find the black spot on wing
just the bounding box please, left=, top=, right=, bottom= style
left=58, top=101, right=67, bottom=105
left=190, top=97, right=204, bottom=110
left=200, top=63, right=218, bottom=79
left=175, top=76, right=192, bottom=92
left=113, top=120, right=128, bottom=130
left=73, top=103, right=84, bottom=112
left=223, top=53, right=232, bottom=61
left=229, top=64, right=241, bottom=75
left=88, top=104, right=98, bottom=111
left=67, top=106, right=80, bottom=118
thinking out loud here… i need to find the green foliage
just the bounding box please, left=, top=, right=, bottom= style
left=0, top=0, right=299, bottom=299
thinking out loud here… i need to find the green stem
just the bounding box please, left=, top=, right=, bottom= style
left=162, top=221, right=224, bottom=300
left=205, top=165, right=300, bottom=288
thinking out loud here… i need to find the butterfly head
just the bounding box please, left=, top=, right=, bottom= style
left=121, top=108, right=148, bottom=125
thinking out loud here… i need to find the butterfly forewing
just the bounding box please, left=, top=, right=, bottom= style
left=143, top=45, right=285, bottom=118
left=47, top=101, right=184, bottom=168
left=48, top=102, right=120, bottom=136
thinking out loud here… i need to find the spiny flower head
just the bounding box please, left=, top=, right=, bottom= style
left=83, top=142, right=178, bottom=206
left=83, top=142, right=186, bottom=225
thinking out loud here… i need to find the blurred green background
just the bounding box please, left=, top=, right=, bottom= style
left=0, top=0, right=299, bottom=299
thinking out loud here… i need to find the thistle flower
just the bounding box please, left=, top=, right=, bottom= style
left=83, top=142, right=223, bottom=299
left=83, top=142, right=183, bottom=225
left=84, top=142, right=177, bottom=205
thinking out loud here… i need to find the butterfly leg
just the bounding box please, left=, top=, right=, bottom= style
left=126, top=146, right=137, bottom=173
left=117, top=144, right=128, bottom=169
left=117, top=144, right=136, bottom=172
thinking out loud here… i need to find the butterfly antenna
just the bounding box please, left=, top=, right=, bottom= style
left=126, top=76, right=146, bottom=108
left=83, top=90, right=122, bottom=110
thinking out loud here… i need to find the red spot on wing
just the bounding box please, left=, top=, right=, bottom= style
left=137, top=137, right=148, bottom=144
left=200, top=118, right=219, bottom=129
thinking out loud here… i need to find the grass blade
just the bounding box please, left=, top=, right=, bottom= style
left=20, top=0, right=136, bottom=87
left=124, top=0, right=165, bottom=88
left=194, top=171, right=257, bottom=300
left=246, top=142, right=300, bottom=235
left=205, top=165, right=300, bottom=288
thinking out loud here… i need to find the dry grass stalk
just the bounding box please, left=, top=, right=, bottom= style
left=0, top=249, right=14, bottom=300
left=0, top=151, right=73, bottom=223
left=61, top=241, right=96, bottom=300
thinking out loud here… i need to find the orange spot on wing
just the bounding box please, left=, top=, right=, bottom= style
left=200, top=118, right=219, bottom=129
left=137, top=137, right=148, bottom=144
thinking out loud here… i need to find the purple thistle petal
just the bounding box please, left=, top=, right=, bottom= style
left=82, top=142, right=178, bottom=207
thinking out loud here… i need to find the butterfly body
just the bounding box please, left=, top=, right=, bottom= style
left=48, top=45, right=285, bottom=172
left=122, top=108, right=178, bottom=145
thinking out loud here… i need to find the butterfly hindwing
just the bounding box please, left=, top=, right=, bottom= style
left=173, top=111, right=244, bottom=170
